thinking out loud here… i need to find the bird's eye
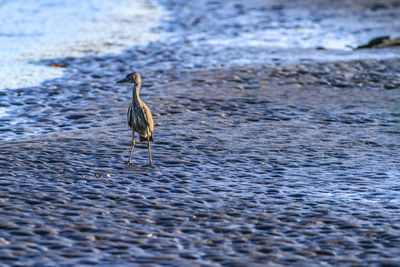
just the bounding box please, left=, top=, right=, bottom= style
left=131, top=76, right=135, bottom=80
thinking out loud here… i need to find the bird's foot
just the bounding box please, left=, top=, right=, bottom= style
left=126, top=161, right=132, bottom=166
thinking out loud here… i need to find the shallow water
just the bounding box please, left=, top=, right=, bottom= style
left=0, top=0, right=165, bottom=90
left=163, top=0, right=400, bottom=68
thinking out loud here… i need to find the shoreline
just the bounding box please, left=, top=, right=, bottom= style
left=1, top=0, right=400, bottom=265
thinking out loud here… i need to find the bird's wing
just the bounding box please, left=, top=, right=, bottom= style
left=139, top=104, right=154, bottom=142
left=141, top=103, right=154, bottom=134
left=140, top=105, right=149, bottom=128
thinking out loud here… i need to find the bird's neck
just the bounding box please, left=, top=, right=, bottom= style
left=132, top=83, right=141, bottom=104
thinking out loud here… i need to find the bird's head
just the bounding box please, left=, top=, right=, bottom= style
left=117, top=72, right=141, bottom=84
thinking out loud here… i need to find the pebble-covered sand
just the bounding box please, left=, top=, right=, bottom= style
left=1, top=0, right=400, bottom=266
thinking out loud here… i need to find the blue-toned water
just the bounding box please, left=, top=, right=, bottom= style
left=0, top=0, right=165, bottom=90
left=2, top=0, right=400, bottom=91
left=0, top=1, right=400, bottom=266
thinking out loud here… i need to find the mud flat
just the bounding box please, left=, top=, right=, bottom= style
left=1, top=58, right=400, bottom=266
left=1, top=0, right=400, bottom=266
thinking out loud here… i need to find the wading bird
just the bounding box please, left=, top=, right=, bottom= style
left=117, top=72, right=154, bottom=165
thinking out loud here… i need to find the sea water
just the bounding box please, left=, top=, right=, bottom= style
left=0, top=0, right=165, bottom=90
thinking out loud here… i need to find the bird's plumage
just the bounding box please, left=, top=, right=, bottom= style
left=117, top=71, right=154, bottom=165
left=127, top=101, right=154, bottom=142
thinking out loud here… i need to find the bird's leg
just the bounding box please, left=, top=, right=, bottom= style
left=127, top=131, right=135, bottom=165
left=147, top=130, right=153, bottom=165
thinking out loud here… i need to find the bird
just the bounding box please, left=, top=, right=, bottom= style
left=117, top=72, right=154, bottom=165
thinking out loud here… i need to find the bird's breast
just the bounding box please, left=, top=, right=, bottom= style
left=128, top=104, right=149, bottom=136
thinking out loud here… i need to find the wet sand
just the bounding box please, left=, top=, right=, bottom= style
left=1, top=0, right=400, bottom=266
left=1, top=59, right=400, bottom=266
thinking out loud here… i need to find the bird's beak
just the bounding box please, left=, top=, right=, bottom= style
left=117, top=77, right=131, bottom=83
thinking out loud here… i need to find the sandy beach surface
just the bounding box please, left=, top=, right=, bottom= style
left=1, top=0, right=400, bottom=266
